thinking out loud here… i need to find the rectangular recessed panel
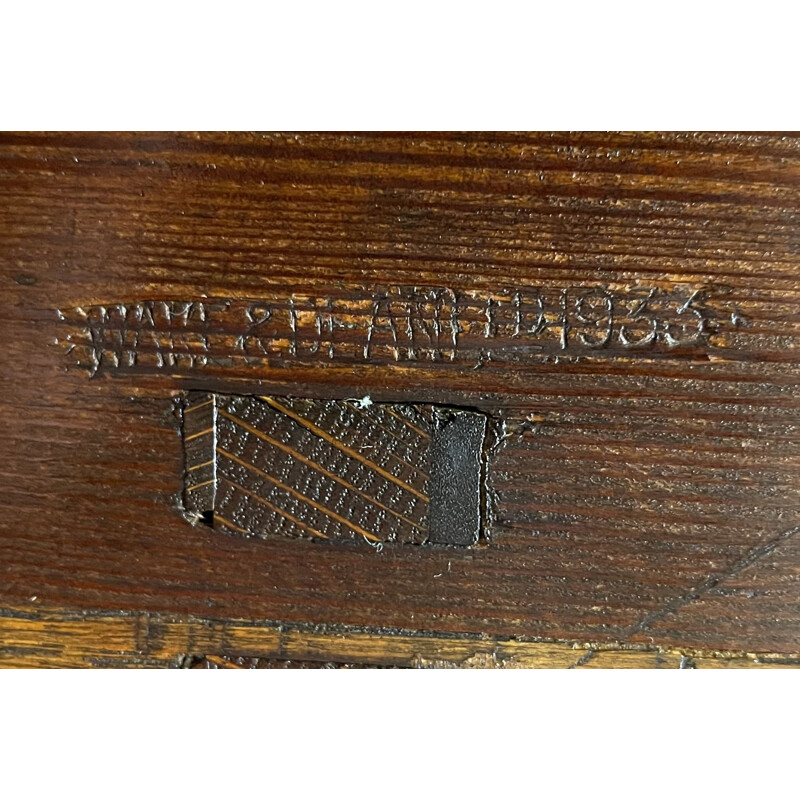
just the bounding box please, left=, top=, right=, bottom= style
left=183, top=393, right=488, bottom=547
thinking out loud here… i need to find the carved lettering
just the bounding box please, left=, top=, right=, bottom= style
left=56, top=284, right=735, bottom=377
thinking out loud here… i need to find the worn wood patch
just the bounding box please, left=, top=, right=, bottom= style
left=187, top=656, right=397, bottom=669
left=1, top=603, right=796, bottom=669
left=183, top=392, right=490, bottom=547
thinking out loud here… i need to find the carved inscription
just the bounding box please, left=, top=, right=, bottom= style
left=56, top=284, right=734, bottom=376
left=183, top=393, right=489, bottom=547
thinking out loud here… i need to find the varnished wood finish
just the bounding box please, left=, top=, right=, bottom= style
left=2, top=132, right=800, bottom=665
left=1, top=604, right=795, bottom=668
left=188, top=657, right=392, bottom=669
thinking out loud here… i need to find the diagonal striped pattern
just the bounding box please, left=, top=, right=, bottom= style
left=182, top=393, right=216, bottom=518
left=184, top=393, right=433, bottom=544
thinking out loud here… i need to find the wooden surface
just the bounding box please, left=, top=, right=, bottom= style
left=2, top=603, right=796, bottom=668
left=2, top=132, right=800, bottom=667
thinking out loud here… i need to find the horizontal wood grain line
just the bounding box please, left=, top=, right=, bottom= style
left=9, top=134, right=800, bottom=183
left=0, top=604, right=796, bottom=669
left=3, top=141, right=800, bottom=207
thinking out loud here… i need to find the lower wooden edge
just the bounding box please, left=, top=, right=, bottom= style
left=1, top=604, right=797, bottom=668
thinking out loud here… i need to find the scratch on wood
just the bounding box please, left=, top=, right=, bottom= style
left=627, top=523, right=800, bottom=638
